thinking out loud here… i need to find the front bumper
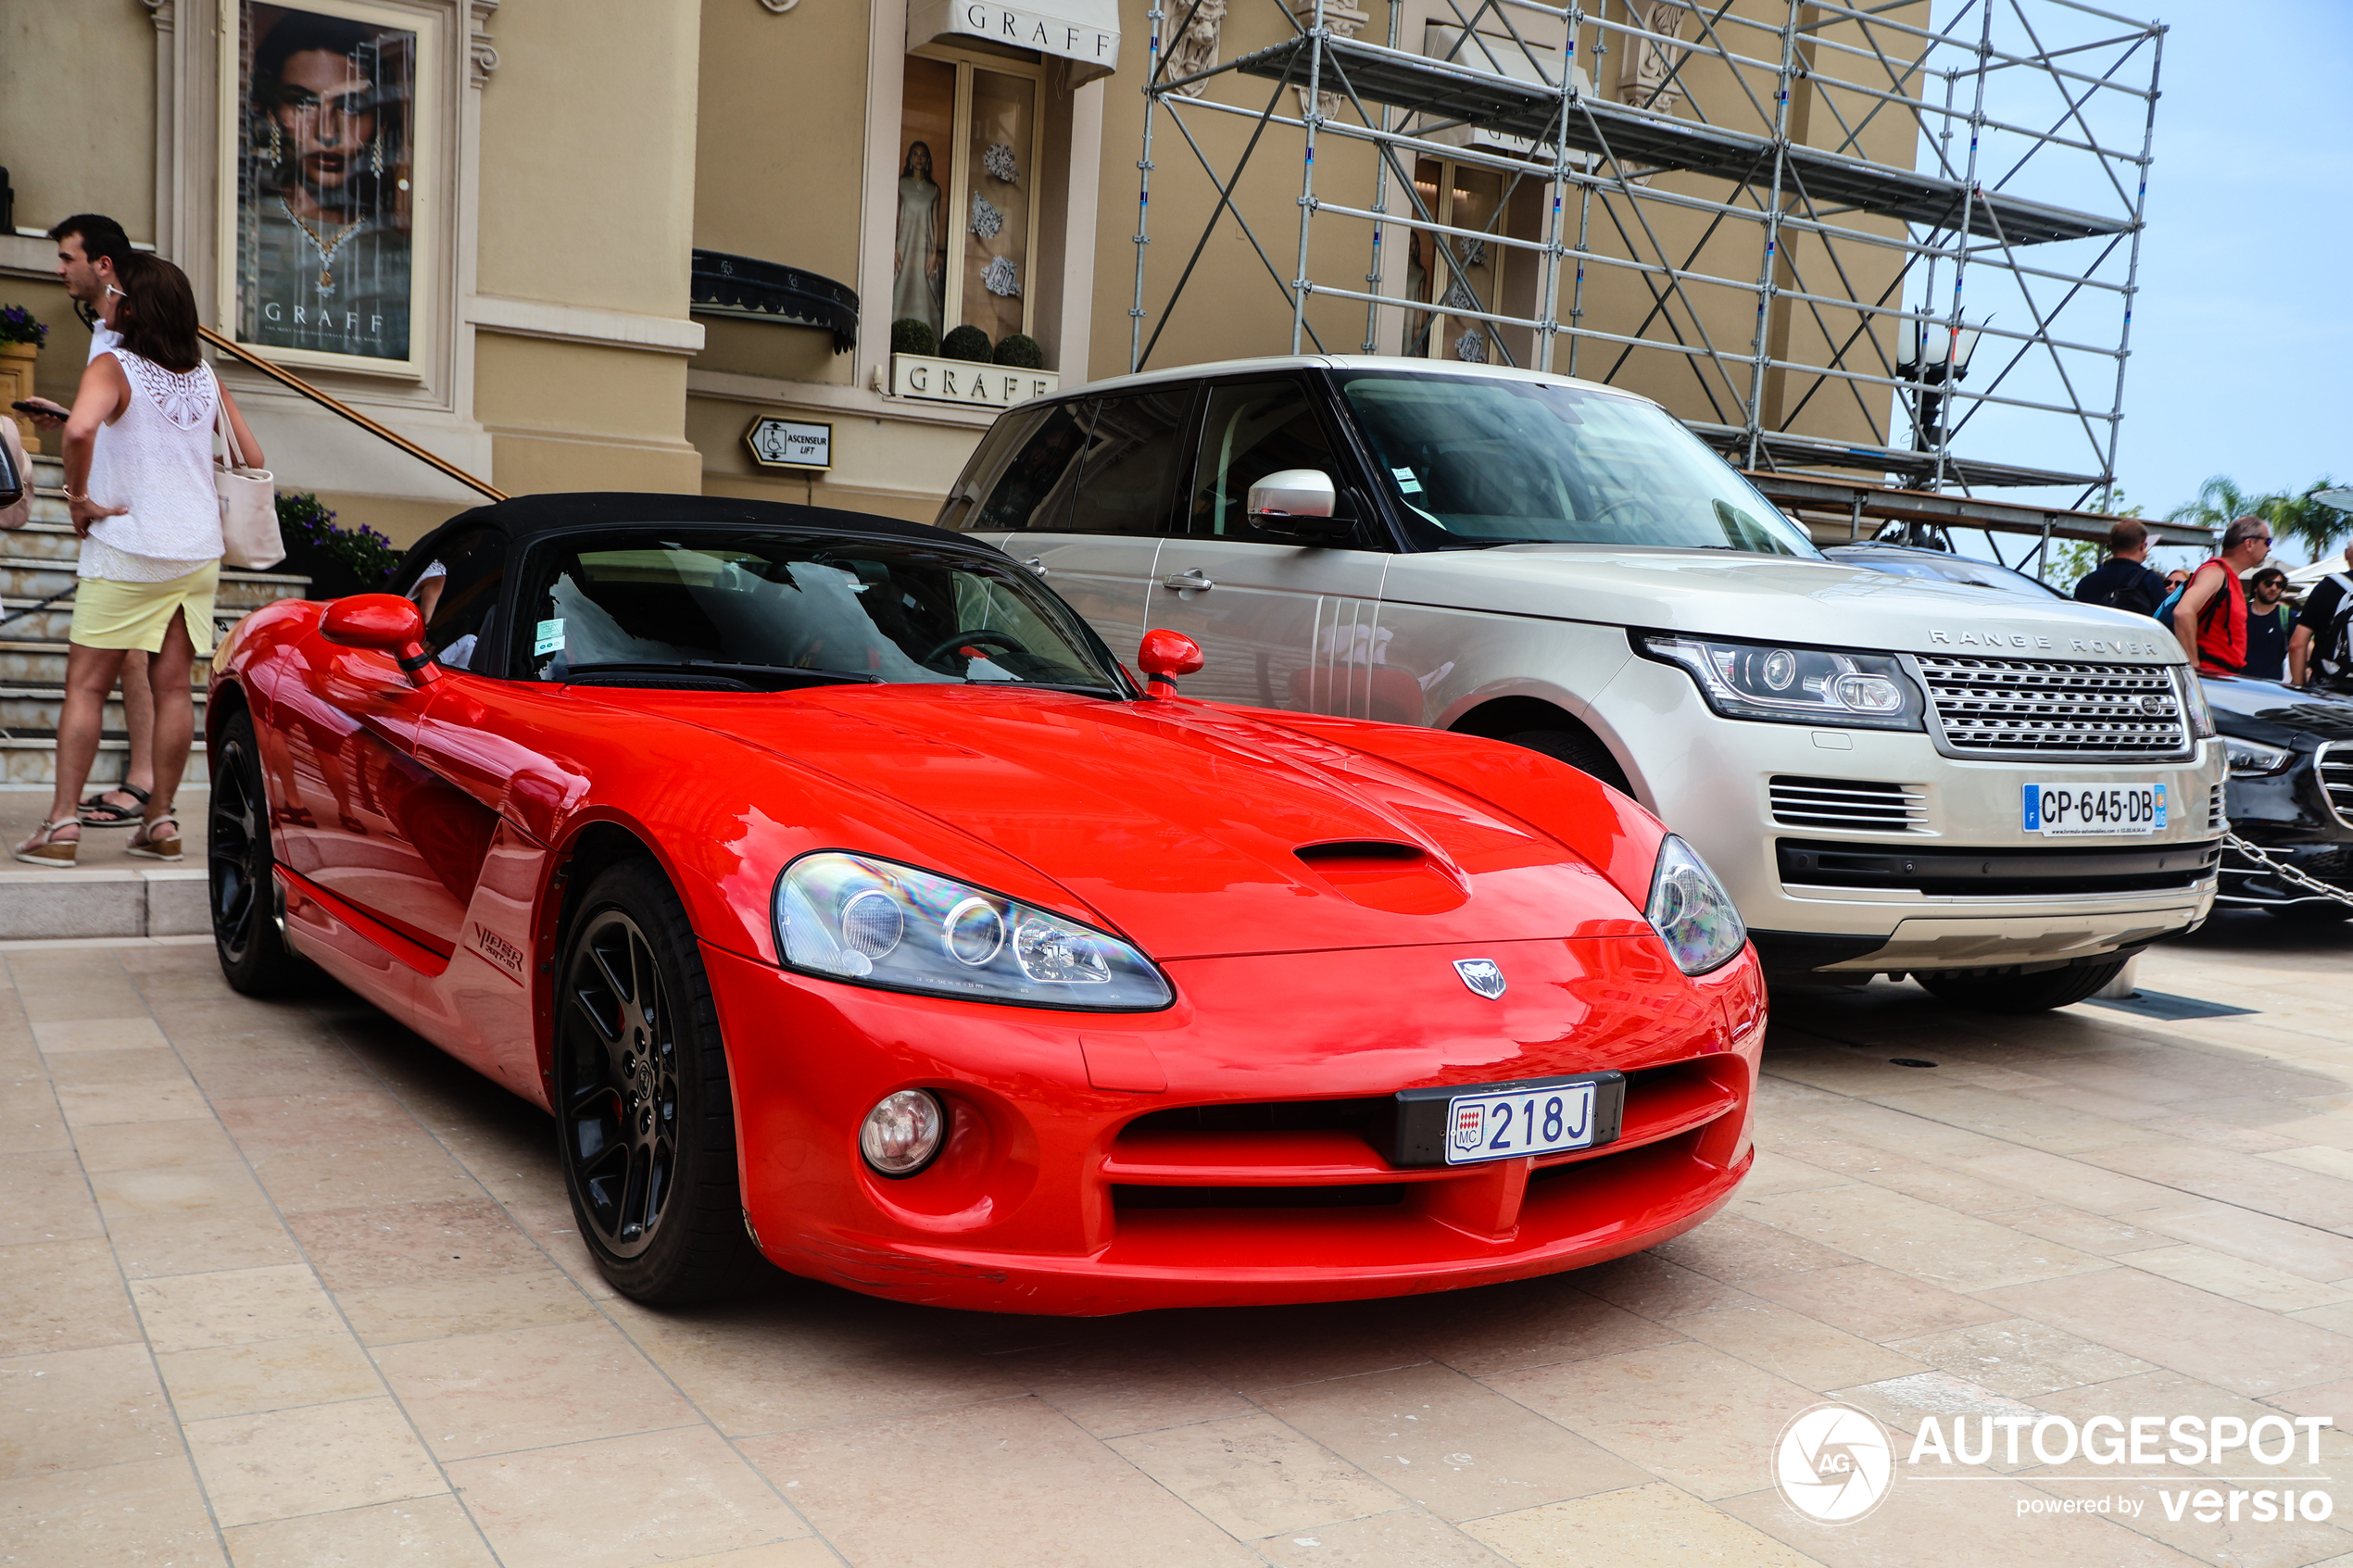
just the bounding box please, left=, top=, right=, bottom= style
left=708, top=933, right=1764, bottom=1314
left=1594, top=658, right=2224, bottom=974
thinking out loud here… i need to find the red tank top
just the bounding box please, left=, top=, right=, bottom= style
left=2190, top=559, right=2246, bottom=673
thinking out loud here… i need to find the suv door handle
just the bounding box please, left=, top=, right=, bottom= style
left=1161, top=569, right=1215, bottom=593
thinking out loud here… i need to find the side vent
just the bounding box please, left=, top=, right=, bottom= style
left=1768, top=776, right=1928, bottom=834
left=1294, top=840, right=1426, bottom=866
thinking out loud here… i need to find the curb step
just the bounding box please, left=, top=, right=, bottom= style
left=0, top=867, right=210, bottom=939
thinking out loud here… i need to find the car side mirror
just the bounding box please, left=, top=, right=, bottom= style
left=1137, top=628, right=1204, bottom=698
left=321, top=593, right=441, bottom=686
left=1248, top=469, right=1356, bottom=544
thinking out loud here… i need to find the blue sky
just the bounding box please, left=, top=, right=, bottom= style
left=1921, top=0, right=2352, bottom=560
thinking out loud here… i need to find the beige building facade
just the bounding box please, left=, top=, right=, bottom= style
left=0, top=0, right=1916, bottom=548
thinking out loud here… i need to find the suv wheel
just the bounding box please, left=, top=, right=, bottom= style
left=1915, top=958, right=2128, bottom=1013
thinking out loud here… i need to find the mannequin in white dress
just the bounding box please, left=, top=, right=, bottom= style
left=891, top=142, right=945, bottom=334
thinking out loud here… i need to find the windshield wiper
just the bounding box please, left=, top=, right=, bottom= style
left=562, top=660, right=880, bottom=690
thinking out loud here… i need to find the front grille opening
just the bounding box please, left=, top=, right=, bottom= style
left=1126, top=1097, right=1390, bottom=1138
left=1769, top=775, right=1928, bottom=833
left=1780, top=837, right=2221, bottom=897
left=2321, top=744, right=2353, bottom=830
left=1918, top=656, right=2188, bottom=759
left=1112, top=1184, right=1406, bottom=1210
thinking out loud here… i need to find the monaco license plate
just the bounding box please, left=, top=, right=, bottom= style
left=1390, top=1073, right=1627, bottom=1167
left=2023, top=782, right=2167, bottom=837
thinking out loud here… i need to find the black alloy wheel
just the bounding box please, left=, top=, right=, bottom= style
left=554, top=859, right=762, bottom=1304
left=208, top=710, right=309, bottom=996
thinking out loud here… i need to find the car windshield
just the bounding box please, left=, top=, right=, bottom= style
left=517, top=532, right=1124, bottom=694
left=1338, top=372, right=1818, bottom=557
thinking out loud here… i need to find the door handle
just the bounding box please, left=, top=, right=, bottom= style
left=1161, top=569, right=1216, bottom=594
left=1023, top=557, right=1049, bottom=577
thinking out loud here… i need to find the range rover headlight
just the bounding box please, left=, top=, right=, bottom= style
left=1646, top=834, right=1747, bottom=975
left=775, top=852, right=1173, bottom=1010
left=2223, top=735, right=2292, bottom=777
left=1640, top=633, right=1926, bottom=731
left=2180, top=670, right=2216, bottom=739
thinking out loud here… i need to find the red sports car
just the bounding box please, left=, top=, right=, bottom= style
left=207, top=494, right=1764, bottom=1313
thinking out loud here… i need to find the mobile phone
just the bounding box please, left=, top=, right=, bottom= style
left=10, top=399, right=65, bottom=418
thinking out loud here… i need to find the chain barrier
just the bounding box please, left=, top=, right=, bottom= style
left=2224, top=831, right=2353, bottom=908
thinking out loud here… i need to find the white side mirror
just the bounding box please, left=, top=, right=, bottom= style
left=1248, top=468, right=1337, bottom=521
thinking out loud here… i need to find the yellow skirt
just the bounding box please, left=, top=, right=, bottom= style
left=69, top=562, right=220, bottom=658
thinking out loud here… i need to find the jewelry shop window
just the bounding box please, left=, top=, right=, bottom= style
left=220, top=0, right=446, bottom=376
left=894, top=48, right=1046, bottom=356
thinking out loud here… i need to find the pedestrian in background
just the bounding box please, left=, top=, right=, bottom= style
left=2171, top=517, right=2272, bottom=674
left=13, top=255, right=265, bottom=868
left=0, top=408, right=30, bottom=532
left=2243, top=566, right=2293, bottom=682
left=2291, top=560, right=2353, bottom=693
left=2072, top=518, right=2171, bottom=614
left=22, top=214, right=165, bottom=831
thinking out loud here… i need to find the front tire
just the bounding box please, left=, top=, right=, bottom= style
left=554, top=859, right=762, bottom=1305
left=1915, top=958, right=2128, bottom=1013
left=208, top=710, right=310, bottom=997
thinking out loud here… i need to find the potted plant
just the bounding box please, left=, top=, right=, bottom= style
left=272, top=492, right=402, bottom=600
left=0, top=306, right=45, bottom=454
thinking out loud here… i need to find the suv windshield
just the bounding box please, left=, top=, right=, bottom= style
left=516, top=532, right=1124, bottom=694
left=1338, top=372, right=1818, bottom=557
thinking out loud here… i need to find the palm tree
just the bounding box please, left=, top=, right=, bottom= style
left=2166, top=474, right=2350, bottom=563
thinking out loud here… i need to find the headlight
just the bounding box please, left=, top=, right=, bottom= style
left=2223, top=735, right=2292, bottom=777
left=775, top=852, right=1173, bottom=1010
left=1640, top=633, right=1925, bottom=731
left=2180, top=670, right=2216, bottom=739
left=1646, top=834, right=1746, bottom=975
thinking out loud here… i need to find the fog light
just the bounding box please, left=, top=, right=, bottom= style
left=860, top=1089, right=946, bottom=1176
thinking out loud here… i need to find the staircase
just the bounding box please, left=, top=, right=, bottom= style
left=2, top=453, right=309, bottom=786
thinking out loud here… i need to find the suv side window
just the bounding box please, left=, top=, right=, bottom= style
left=974, top=399, right=1095, bottom=533
left=1186, top=380, right=1342, bottom=539
left=1065, top=388, right=1191, bottom=536
left=938, top=407, right=1042, bottom=531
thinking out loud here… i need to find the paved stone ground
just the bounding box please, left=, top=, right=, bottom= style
left=5, top=915, right=2353, bottom=1567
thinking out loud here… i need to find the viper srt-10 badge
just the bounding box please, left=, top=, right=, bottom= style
left=1453, top=958, right=1506, bottom=998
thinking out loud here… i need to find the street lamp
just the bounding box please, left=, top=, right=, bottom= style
left=1897, top=315, right=1983, bottom=454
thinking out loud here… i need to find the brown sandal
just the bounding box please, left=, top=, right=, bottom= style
left=12, top=818, right=81, bottom=868
left=128, top=812, right=182, bottom=862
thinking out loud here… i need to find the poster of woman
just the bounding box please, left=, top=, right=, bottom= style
left=236, top=4, right=413, bottom=363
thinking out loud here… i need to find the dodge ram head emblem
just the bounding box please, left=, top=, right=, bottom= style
left=1453, top=959, right=1506, bottom=998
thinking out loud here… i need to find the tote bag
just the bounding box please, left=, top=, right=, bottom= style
left=216, top=408, right=283, bottom=571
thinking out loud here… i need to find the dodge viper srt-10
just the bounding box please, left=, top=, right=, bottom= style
left=206, top=493, right=1765, bottom=1313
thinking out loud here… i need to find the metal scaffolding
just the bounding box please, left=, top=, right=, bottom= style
left=1129, top=0, right=2164, bottom=509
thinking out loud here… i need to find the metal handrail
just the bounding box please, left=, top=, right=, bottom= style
left=198, top=326, right=507, bottom=502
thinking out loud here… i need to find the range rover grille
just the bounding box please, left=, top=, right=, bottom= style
left=1768, top=776, right=1928, bottom=834
left=2321, top=743, right=2353, bottom=830
left=1916, top=656, right=2188, bottom=759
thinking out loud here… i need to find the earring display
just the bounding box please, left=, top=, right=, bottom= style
left=981, top=256, right=1021, bottom=298
left=970, top=194, right=1004, bottom=241
left=982, top=142, right=1019, bottom=183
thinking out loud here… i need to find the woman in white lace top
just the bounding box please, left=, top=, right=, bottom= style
left=13, top=256, right=265, bottom=868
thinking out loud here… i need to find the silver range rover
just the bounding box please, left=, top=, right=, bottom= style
left=937, top=356, right=2227, bottom=1011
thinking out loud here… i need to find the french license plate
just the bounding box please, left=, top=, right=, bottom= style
left=2022, top=782, right=2167, bottom=837
left=1444, top=1082, right=1599, bottom=1164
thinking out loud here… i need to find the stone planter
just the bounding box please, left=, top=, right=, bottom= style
left=0, top=342, right=39, bottom=454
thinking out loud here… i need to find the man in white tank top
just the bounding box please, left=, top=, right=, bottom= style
left=25, top=216, right=159, bottom=829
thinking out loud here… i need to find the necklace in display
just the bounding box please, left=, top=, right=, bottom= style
left=280, top=196, right=365, bottom=296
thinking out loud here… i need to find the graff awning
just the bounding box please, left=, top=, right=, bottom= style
left=688, top=251, right=859, bottom=355
left=908, top=0, right=1119, bottom=86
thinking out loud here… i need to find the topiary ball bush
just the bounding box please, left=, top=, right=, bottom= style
left=939, top=324, right=993, bottom=362
left=992, top=333, right=1045, bottom=370
left=889, top=317, right=938, bottom=358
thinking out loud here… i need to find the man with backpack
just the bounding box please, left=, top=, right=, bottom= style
left=2072, top=518, right=2171, bottom=614
left=2243, top=568, right=2293, bottom=682
left=2169, top=516, right=2273, bottom=674
left=2290, top=561, right=2353, bottom=693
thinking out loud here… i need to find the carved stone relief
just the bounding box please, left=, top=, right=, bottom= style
left=1164, top=0, right=1227, bottom=96
left=1288, top=0, right=1371, bottom=119
left=1614, top=0, right=1691, bottom=112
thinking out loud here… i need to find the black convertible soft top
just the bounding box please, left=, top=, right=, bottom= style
left=388, top=491, right=987, bottom=596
